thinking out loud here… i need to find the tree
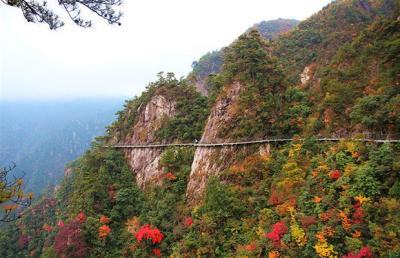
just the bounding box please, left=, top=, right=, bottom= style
left=2, top=0, right=122, bottom=29
left=0, top=163, right=33, bottom=222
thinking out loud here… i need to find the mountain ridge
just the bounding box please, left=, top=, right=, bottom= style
left=1, top=1, right=399, bottom=257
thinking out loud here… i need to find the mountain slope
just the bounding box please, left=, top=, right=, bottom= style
left=1, top=1, right=400, bottom=257
left=189, top=18, right=300, bottom=95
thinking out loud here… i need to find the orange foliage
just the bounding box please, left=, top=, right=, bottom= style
left=319, top=208, right=336, bottom=222
left=323, top=226, right=335, bottom=237
left=352, top=230, right=361, bottom=238
left=314, top=196, right=322, bottom=203
left=100, top=216, right=111, bottom=224
left=43, top=223, right=53, bottom=233
left=165, top=172, right=177, bottom=180
left=242, top=243, right=257, bottom=252
left=339, top=210, right=351, bottom=231
left=98, top=225, right=111, bottom=239
left=3, top=204, right=18, bottom=213
left=276, top=198, right=296, bottom=215
left=269, top=250, right=280, bottom=258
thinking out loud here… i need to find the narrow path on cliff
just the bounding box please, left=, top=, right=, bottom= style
left=107, top=137, right=400, bottom=149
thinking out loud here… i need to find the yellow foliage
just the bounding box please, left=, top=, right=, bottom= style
left=314, top=240, right=337, bottom=258
left=354, top=196, right=370, bottom=205
left=381, top=198, right=400, bottom=212
left=27, top=192, right=34, bottom=200
left=255, top=226, right=265, bottom=238
left=344, top=164, right=356, bottom=176
left=289, top=207, right=307, bottom=246
left=288, top=144, right=302, bottom=159
left=317, top=163, right=329, bottom=173
left=345, top=141, right=357, bottom=153
left=291, top=223, right=307, bottom=246
left=314, top=229, right=337, bottom=258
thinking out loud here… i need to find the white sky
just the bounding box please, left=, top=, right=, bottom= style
left=0, top=0, right=332, bottom=100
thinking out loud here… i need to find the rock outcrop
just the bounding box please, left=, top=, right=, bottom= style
left=121, top=95, right=176, bottom=188
left=186, top=81, right=243, bottom=203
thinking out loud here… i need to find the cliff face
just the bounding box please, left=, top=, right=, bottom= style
left=121, top=95, right=176, bottom=188
left=186, top=81, right=243, bottom=202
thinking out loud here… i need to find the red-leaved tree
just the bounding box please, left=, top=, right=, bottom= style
left=54, top=221, right=89, bottom=258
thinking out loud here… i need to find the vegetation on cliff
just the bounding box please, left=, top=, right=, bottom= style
left=1, top=0, right=399, bottom=257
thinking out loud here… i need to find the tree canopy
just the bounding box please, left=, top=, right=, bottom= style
left=2, top=0, right=122, bottom=29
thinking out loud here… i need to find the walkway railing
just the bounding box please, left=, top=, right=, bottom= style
left=107, top=137, right=400, bottom=149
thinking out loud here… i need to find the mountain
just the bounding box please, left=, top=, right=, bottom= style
left=0, top=99, right=123, bottom=194
left=255, top=18, right=300, bottom=40
left=1, top=0, right=399, bottom=257
left=189, top=18, right=300, bottom=95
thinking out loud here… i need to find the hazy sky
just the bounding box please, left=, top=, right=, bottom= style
left=0, top=0, right=332, bottom=100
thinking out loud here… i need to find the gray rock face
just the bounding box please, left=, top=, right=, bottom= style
left=122, top=95, right=176, bottom=188
left=186, top=81, right=243, bottom=203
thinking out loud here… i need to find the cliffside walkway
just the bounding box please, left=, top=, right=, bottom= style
left=109, top=137, right=400, bottom=149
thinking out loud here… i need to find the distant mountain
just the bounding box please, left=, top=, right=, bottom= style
left=189, top=18, right=300, bottom=95
left=254, top=18, right=299, bottom=40
left=0, top=99, right=124, bottom=194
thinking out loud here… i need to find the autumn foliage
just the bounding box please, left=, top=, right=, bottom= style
left=183, top=217, right=193, bottom=228
left=343, top=246, right=373, bottom=258
left=99, top=216, right=111, bottom=224
left=54, top=221, right=89, bottom=258
left=329, top=169, right=341, bottom=180
left=135, top=224, right=164, bottom=244
left=152, top=248, right=161, bottom=257
left=98, top=225, right=111, bottom=239
left=265, top=221, right=288, bottom=245
left=76, top=212, right=86, bottom=223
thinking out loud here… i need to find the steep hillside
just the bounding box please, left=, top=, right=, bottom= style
left=189, top=18, right=299, bottom=95
left=106, top=73, right=209, bottom=188
left=1, top=1, right=400, bottom=257
left=188, top=29, right=287, bottom=202
left=273, top=0, right=397, bottom=82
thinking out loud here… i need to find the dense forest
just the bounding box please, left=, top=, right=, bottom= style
left=1, top=0, right=399, bottom=257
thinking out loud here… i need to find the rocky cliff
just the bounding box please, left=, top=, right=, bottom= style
left=121, top=95, right=176, bottom=188
left=186, top=81, right=243, bottom=202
